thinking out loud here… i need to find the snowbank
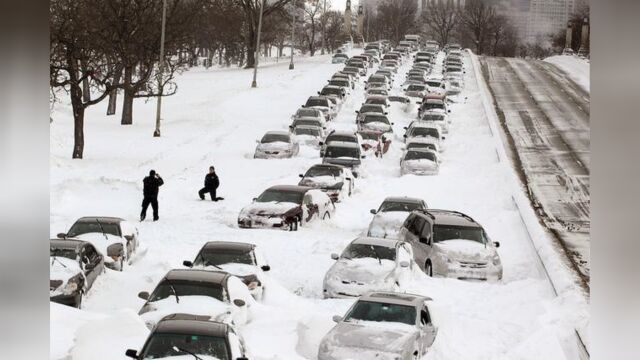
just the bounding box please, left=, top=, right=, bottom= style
left=544, top=55, right=590, bottom=93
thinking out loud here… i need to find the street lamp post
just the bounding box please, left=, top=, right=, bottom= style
left=153, top=0, right=167, bottom=137
left=251, top=0, right=265, bottom=88
left=289, top=0, right=296, bottom=70
left=320, top=0, right=326, bottom=55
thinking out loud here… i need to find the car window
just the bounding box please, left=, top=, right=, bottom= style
left=140, top=333, right=231, bottom=360
left=84, top=244, right=100, bottom=263
left=412, top=216, right=427, bottom=236
left=421, top=308, right=431, bottom=325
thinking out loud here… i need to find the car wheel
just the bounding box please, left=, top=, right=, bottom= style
left=425, top=261, right=433, bottom=277
left=322, top=212, right=330, bottom=220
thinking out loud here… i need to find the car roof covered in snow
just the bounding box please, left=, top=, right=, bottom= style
left=264, top=130, right=291, bottom=136
left=327, top=130, right=357, bottom=138
left=351, top=236, right=400, bottom=248
left=154, top=314, right=228, bottom=337
left=422, top=209, right=480, bottom=227
left=365, top=95, right=388, bottom=101
left=326, top=141, right=358, bottom=149
left=360, top=291, right=431, bottom=306
left=308, top=163, right=345, bottom=171
left=266, top=185, right=313, bottom=194
left=383, top=196, right=423, bottom=204
left=201, top=241, right=255, bottom=253
left=164, top=269, right=230, bottom=284
left=74, top=216, right=125, bottom=224
left=50, top=238, right=87, bottom=252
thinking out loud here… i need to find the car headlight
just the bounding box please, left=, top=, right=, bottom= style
left=63, top=281, right=78, bottom=295
left=492, top=254, right=501, bottom=266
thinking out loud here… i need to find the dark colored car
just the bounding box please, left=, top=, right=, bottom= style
left=237, top=185, right=335, bottom=231
left=125, top=313, right=250, bottom=360
left=298, top=164, right=355, bottom=202
left=50, top=238, right=105, bottom=308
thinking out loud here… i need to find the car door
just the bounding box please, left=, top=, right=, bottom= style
left=410, top=216, right=430, bottom=270
left=419, top=304, right=437, bottom=353
left=225, top=276, right=251, bottom=325
left=302, top=192, right=318, bottom=223
left=81, top=244, right=103, bottom=288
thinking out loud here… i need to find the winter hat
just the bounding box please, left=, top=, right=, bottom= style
left=150, top=170, right=156, bottom=176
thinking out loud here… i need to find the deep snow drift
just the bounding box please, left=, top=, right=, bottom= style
left=544, top=55, right=590, bottom=93
left=50, top=50, right=587, bottom=359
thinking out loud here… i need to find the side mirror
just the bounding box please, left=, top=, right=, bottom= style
left=370, top=209, right=377, bottom=214
left=330, top=253, right=339, bottom=260
left=417, top=102, right=422, bottom=105
left=384, top=112, right=388, bottom=115
left=318, top=141, right=324, bottom=146
left=361, top=155, right=366, bottom=159
left=261, top=265, right=271, bottom=272
left=124, top=235, right=133, bottom=241
left=57, top=232, right=67, bottom=239
left=252, top=197, right=257, bottom=202
left=400, top=261, right=410, bottom=268
left=403, top=135, right=407, bottom=138
left=236, top=357, right=249, bottom=360
left=183, top=260, right=193, bottom=268
left=138, top=291, right=149, bottom=300
left=332, top=315, right=343, bottom=323
left=255, top=139, right=260, bottom=143
left=233, top=299, right=246, bottom=307
left=301, top=104, right=305, bottom=108
left=493, top=241, right=500, bottom=248
left=442, top=136, right=446, bottom=140
left=298, top=174, right=304, bottom=178
left=403, top=127, right=408, bottom=130
left=447, top=110, right=451, bottom=113
left=125, top=349, right=138, bottom=359
left=355, top=110, right=359, bottom=113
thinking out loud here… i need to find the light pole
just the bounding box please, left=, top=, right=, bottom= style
left=320, top=0, right=326, bottom=55
left=289, top=0, right=296, bottom=70
left=153, top=0, right=167, bottom=137
left=252, top=0, right=265, bottom=88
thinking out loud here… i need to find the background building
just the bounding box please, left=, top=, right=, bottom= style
left=526, top=0, right=575, bottom=42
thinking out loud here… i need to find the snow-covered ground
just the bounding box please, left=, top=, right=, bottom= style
left=544, top=55, right=590, bottom=93
left=50, top=50, right=587, bottom=359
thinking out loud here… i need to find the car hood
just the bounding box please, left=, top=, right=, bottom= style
left=139, top=296, right=230, bottom=324
left=50, top=257, right=82, bottom=294
left=194, top=263, right=258, bottom=277
left=327, top=258, right=395, bottom=283
left=239, top=201, right=299, bottom=217
left=435, top=239, right=496, bottom=261
left=368, top=212, right=410, bottom=239
left=308, top=106, right=329, bottom=112
left=299, top=175, right=341, bottom=188
left=361, top=122, right=392, bottom=132
left=257, top=142, right=291, bottom=151
left=324, top=157, right=360, bottom=167
left=75, top=233, right=123, bottom=258
left=323, top=321, right=416, bottom=353
left=402, top=159, right=438, bottom=169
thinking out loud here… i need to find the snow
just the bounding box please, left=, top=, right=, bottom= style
left=50, top=48, right=587, bottom=360
left=544, top=55, right=590, bottom=93
left=50, top=257, right=82, bottom=286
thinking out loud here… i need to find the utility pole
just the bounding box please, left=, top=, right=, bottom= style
left=153, top=0, right=167, bottom=137
left=321, top=0, right=326, bottom=55
left=252, top=0, right=265, bottom=88
left=290, top=0, right=296, bottom=70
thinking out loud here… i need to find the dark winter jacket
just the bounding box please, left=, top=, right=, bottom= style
left=143, top=175, right=164, bottom=198
left=204, top=173, right=219, bottom=189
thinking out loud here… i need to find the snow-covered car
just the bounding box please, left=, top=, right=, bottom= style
left=357, top=113, right=394, bottom=134
left=50, top=238, right=105, bottom=308
left=380, top=60, right=399, bottom=72
left=318, top=291, right=437, bottom=360
left=425, top=78, right=446, bottom=93
left=327, top=78, right=352, bottom=94
left=323, top=237, right=414, bottom=298
left=418, top=98, right=449, bottom=118
left=341, top=66, right=362, bottom=80
left=237, top=185, right=335, bottom=231
left=345, top=60, right=367, bottom=76
left=322, top=142, right=364, bottom=178
left=303, top=96, right=333, bottom=121
left=137, top=269, right=254, bottom=329
left=403, top=122, right=445, bottom=151
left=318, top=85, right=346, bottom=106
left=331, top=73, right=356, bottom=89
left=404, top=84, right=428, bottom=101
left=332, top=53, right=349, bottom=63
left=289, top=117, right=325, bottom=131
left=291, top=125, right=324, bottom=148
left=57, top=216, right=139, bottom=271
left=365, top=74, right=390, bottom=91
left=404, top=139, right=440, bottom=154
left=365, top=88, right=389, bottom=97
left=364, top=95, right=390, bottom=108
left=291, top=107, right=325, bottom=125
left=400, top=149, right=440, bottom=176
left=374, top=69, right=394, bottom=83
left=183, top=241, right=271, bottom=300
left=355, top=103, right=387, bottom=122
left=358, top=130, right=391, bottom=157
left=298, top=164, right=355, bottom=202
left=446, top=79, right=463, bottom=96
left=125, top=314, right=250, bottom=360
left=420, top=111, right=450, bottom=133
left=319, top=130, right=360, bottom=157
left=253, top=131, right=299, bottom=159
left=367, top=197, right=428, bottom=239
left=399, top=209, right=503, bottom=281
left=402, top=75, right=427, bottom=88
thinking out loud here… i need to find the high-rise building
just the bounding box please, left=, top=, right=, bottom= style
left=526, top=0, right=575, bottom=42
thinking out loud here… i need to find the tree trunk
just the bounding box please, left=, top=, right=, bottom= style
left=69, top=81, right=85, bottom=159
left=245, top=27, right=256, bottom=68
left=107, top=65, right=123, bottom=116
left=121, top=65, right=134, bottom=125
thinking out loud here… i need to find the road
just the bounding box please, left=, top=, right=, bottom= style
left=480, top=56, right=591, bottom=287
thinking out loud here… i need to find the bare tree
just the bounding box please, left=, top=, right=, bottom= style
left=424, top=0, right=461, bottom=47
left=462, top=0, right=496, bottom=54
left=369, top=0, right=418, bottom=44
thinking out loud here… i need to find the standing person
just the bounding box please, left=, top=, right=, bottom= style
left=141, top=170, right=164, bottom=221
left=198, top=166, right=220, bottom=201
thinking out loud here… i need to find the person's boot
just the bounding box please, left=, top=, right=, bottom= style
left=140, top=214, right=145, bottom=222
left=153, top=217, right=159, bottom=221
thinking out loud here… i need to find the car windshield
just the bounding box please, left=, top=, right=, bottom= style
left=140, top=333, right=230, bottom=360
left=305, top=166, right=341, bottom=177
left=344, top=67, right=358, bottom=72
left=407, top=85, right=425, bottom=91
left=294, top=127, right=320, bottom=136
left=345, top=300, right=416, bottom=326
left=329, top=80, right=347, bottom=87
left=379, top=201, right=422, bottom=212
left=362, top=115, right=389, bottom=124
left=409, top=127, right=439, bottom=138
left=342, top=244, right=396, bottom=261
left=261, top=133, right=290, bottom=143
left=327, top=135, right=356, bottom=143
left=195, top=249, right=255, bottom=267
left=404, top=151, right=436, bottom=161
left=293, top=120, right=321, bottom=128
left=321, top=88, right=342, bottom=96
left=149, top=280, right=224, bottom=302
left=360, top=105, right=383, bottom=113
left=422, top=114, right=445, bottom=121
left=408, top=76, right=425, bottom=81
left=365, top=98, right=386, bottom=106
left=407, top=143, right=437, bottom=151
left=67, top=220, right=120, bottom=237
left=306, top=99, right=329, bottom=107
left=256, top=189, right=304, bottom=204
left=368, top=90, right=387, bottom=95
left=325, top=146, right=358, bottom=159
left=369, top=76, right=385, bottom=83
left=425, top=102, right=444, bottom=110
left=426, top=81, right=442, bottom=87
left=296, top=109, right=319, bottom=117
left=433, top=224, right=486, bottom=244
left=50, top=248, right=78, bottom=260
